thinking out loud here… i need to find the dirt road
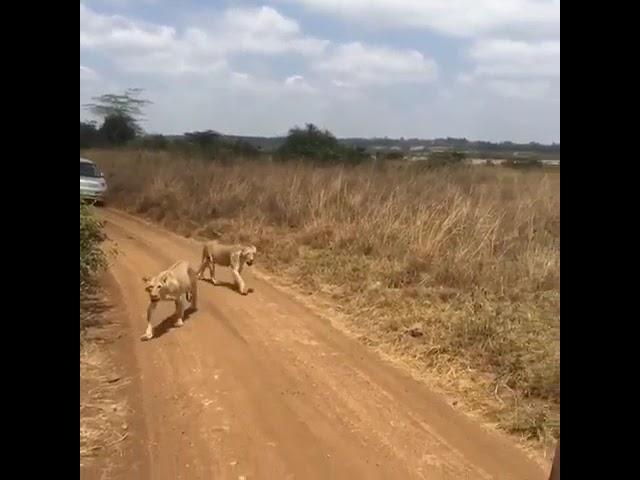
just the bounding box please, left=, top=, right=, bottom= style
left=100, top=208, right=547, bottom=480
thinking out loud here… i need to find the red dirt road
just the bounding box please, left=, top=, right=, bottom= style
left=100, top=208, right=547, bottom=480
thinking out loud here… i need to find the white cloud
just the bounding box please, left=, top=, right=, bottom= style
left=80, top=4, right=175, bottom=52
left=82, top=0, right=158, bottom=5
left=485, top=79, right=554, bottom=100
left=275, top=0, right=560, bottom=39
left=80, top=65, right=99, bottom=81
left=224, top=6, right=299, bottom=37
left=232, top=72, right=250, bottom=82
left=469, top=38, right=559, bottom=78
left=284, top=74, right=304, bottom=85
left=80, top=4, right=327, bottom=75
left=313, top=42, right=437, bottom=87
left=456, top=73, right=474, bottom=85
left=79, top=3, right=559, bottom=142
left=284, top=74, right=316, bottom=93
left=228, top=72, right=285, bottom=95
left=228, top=71, right=268, bottom=92
left=461, top=38, right=559, bottom=100
left=194, top=6, right=329, bottom=57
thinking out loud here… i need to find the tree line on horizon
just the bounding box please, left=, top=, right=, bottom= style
left=80, top=89, right=557, bottom=164
left=80, top=89, right=370, bottom=163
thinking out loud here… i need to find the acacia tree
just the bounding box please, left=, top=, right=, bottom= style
left=83, top=88, right=152, bottom=145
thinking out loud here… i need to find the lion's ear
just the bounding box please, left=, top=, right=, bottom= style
left=142, top=276, right=150, bottom=283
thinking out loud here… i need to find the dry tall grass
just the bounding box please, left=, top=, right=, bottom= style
left=91, top=149, right=560, bottom=448
left=80, top=204, right=130, bottom=470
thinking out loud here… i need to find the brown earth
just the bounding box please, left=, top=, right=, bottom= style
left=98, top=208, right=548, bottom=480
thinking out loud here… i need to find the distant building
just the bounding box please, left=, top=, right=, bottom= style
left=541, top=159, right=560, bottom=166
left=466, top=158, right=507, bottom=165
left=370, top=145, right=402, bottom=152
left=466, top=158, right=490, bottom=165
left=407, top=155, right=429, bottom=161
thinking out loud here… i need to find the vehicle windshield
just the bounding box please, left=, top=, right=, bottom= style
left=80, top=162, right=100, bottom=178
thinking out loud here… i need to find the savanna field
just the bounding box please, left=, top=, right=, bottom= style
left=87, top=149, right=560, bottom=450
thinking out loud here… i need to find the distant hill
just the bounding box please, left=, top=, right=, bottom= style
left=163, top=134, right=560, bottom=158
left=338, top=137, right=560, bottom=157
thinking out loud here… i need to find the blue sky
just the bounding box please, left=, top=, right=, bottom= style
left=80, top=0, right=560, bottom=143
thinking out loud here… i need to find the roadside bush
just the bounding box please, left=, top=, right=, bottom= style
left=80, top=201, right=107, bottom=331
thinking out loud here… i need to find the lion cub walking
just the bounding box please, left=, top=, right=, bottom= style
left=141, top=260, right=198, bottom=340
left=197, top=240, right=257, bottom=295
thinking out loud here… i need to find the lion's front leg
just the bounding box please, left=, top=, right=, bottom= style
left=142, top=302, right=157, bottom=340
left=231, top=268, right=247, bottom=295
left=174, top=298, right=184, bottom=327
left=230, top=252, right=247, bottom=294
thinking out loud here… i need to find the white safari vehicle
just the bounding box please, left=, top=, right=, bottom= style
left=80, top=157, right=107, bottom=205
